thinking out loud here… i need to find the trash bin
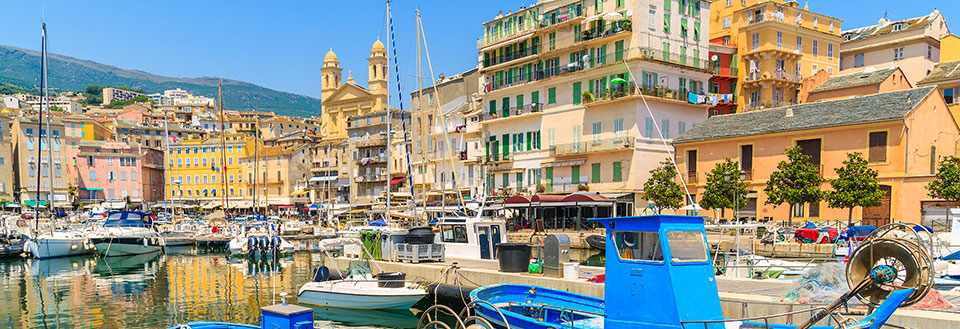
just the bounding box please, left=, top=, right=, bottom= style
left=376, top=272, right=406, bottom=288
left=497, top=243, right=531, bottom=273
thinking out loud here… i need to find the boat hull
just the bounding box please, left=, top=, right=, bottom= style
left=28, top=238, right=95, bottom=259
left=297, top=288, right=425, bottom=310
left=92, top=237, right=162, bottom=256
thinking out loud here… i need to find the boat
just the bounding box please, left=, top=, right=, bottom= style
left=90, top=211, right=164, bottom=256
left=227, top=222, right=294, bottom=255
left=433, top=213, right=506, bottom=260
left=26, top=229, right=96, bottom=259
left=0, top=234, right=27, bottom=257
left=297, top=237, right=427, bottom=310
left=469, top=215, right=931, bottom=329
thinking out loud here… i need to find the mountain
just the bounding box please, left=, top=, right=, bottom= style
left=0, top=45, right=321, bottom=117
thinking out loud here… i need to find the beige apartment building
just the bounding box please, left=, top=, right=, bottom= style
left=410, top=68, right=484, bottom=203
left=477, top=0, right=713, bottom=214
left=0, top=116, right=14, bottom=201
left=346, top=111, right=409, bottom=208
left=840, top=9, right=949, bottom=85
left=242, top=144, right=311, bottom=207
left=12, top=117, right=70, bottom=206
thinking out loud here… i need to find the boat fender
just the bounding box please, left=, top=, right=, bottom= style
left=313, top=266, right=330, bottom=282
left=143, top=238, right=148, bottom=247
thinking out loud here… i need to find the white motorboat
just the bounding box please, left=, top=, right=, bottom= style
left=90, top=211, right=163, bottom=257
left=228, top=223, right=293, bottom=254
left=297, top=237, right=427, bottom=310
left=26, top=230, right=95, bottom=259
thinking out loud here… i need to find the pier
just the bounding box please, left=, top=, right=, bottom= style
left=327, top=256, right=960, bottom=328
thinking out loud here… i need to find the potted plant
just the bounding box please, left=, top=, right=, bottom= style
left=582, top=90, right=594, bottom=103
left=536, top=184, right=546, bottom=193
left=578, top=183, right=590, bottom=191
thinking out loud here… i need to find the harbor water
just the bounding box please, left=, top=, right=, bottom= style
left=0, top=240, right=604, bottom=328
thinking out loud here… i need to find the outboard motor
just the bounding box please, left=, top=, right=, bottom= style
left=313, top=266, right=330, bottom=282
left=247, top=236, right=257, bottom=253
left=258, top=235, right=268, bottom=251
left=272, top=236, right=281, bottom=251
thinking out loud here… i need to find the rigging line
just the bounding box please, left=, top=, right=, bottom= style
left=622, top=62, right=693, bottom=203
left=387, top=3, right=418, bottom=220
left=416, top=12, right=465, bottom=210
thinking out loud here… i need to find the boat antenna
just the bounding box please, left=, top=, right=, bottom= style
left=416, top=10, right=466, bottom=212
left=386, top=0, right=418, bottom=221
left=622, top=62, right=695, bottom=206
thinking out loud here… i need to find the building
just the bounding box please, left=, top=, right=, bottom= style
left=839, top=10, right=949, bottom=85
left=102, top=88, right=146, bottom=105
left=11, top=117, right=70, bottom=206
left=711, top=0, right=842, bottom=111
left=165, top=134, right=251, bottom=206
left=917, top=60, right=960, bottom=124
left=345, top=111, right=409, bottom=208
left=308, top=138, right=351, bottom=208
left=802, top=67, right=911, bottom=103
left=409, top=68, right=483, bottom=203
left=476, top=0, right=713, bottom=214
left=242, top=144, right=312, bottom=207
left=147, top=88, right=216, bottom=108
left=25, top=98, right=82, bottom=114
left=113, top=120, right=205, bottom=150
left=319, top=41, right=388, bottom=140
left=707, top=37, right=739, bottom=115
left=257, top=116, right=315, bottom=139
left=673, top=87, right=956, bottom=226
left=0, top=116, right=15, bottom=201
left=75, top=141, right=164, bottom=206
left=2, top=96, right=20, bottom=109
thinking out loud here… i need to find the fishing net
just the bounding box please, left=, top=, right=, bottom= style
left=780, top=263, right=848, bottom=303
left=904, top=289, right=954, bottom=310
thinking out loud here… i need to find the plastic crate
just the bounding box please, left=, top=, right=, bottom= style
left=395, top=243, right=444, bottom=263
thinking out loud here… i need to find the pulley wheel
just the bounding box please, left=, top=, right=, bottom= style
left=846, top=237, right=932, bottom=307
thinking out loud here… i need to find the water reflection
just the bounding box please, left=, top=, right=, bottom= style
left=0, top=246, right=411, bottom=329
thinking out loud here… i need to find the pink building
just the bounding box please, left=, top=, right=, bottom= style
left=76, top=140, right=164, bottom=207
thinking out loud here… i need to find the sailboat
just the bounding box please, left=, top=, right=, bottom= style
left=25, top=22, right=95, bottom=259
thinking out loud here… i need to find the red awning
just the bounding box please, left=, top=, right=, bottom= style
left=562, top=194, right=612, bottom=202
left=277, top=204, right=295, bottom=208
left=389, top=177, right=405, bottom=185
left=504, top=195, right=532, bottom=204
left=531, top=194, right=567, bottom=203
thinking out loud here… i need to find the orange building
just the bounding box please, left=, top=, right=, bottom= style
left=673, top=87, right=957, bottom=226
left=802, top=67, right=911, bottom=103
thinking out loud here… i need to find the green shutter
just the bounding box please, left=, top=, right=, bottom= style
left=613, top=161, right=622, bottom=182
left=517, top=94, right=524, bottom=109
left=641, top=70, right=649, bottom=88
left=573, top=82, right=581, bottom=104
left=502, top=134, right=509, bottom=156
left=537, top=130, right=542, bottom=149
left=485, top=141, right=490, bottom=158
left=545, top=167, right=553, bottom=192
left=600, top=77, right=607, bottom=97
left=591, top=163, right=601, bottom=183
left=572, top=165, right=580, bottom=184
left=502, top=97, right=510, bottom=117
left=512, top=134, right=517, bottom=152
left=587, top=79, right=594, bottom=97
left=681, top=18, right=687, bottom=38
left=489, top=100, right=496, bottom=115
left=664, top=0, right=670, bottom=11
left=531, top=91, right=540, bottom=105
left=599, top=45, right=607, bottom=65
left=694, top=21, right=701, bottom=40
left=664, top=13, right=671, bottom=33
left=526, top=132, right=532, bottom=150
left=548, top=87, right=556, bottom=104
left=615, top=40, right=624, bottom=61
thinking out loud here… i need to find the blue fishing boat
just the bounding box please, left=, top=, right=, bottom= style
left=470, top=215, right=930, bottom=329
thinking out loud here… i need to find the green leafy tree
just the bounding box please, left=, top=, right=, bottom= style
left=927, top=156, right=960, bottom=227
left=642, top=158, right=684, bottom=214
left=826, top=152, right=884, bottom=227
left=699, top=158, right=748, bottom=219
left=764, top=146, right=824, bottom=226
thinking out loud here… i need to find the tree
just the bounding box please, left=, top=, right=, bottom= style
left=764, top=146, right=824, bottom=226
left=642, top=158, right=684, bottom=214
left=826, top=152, right=884, bottom=227
left=927, top=156, right=960, bottom=229
left=699, top=158, right=748, bottom=219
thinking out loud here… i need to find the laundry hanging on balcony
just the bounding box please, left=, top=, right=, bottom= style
left=687, top=92, right=708, bottom=104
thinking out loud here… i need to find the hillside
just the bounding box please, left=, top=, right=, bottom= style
left=0, top=45, right=321, bottom=117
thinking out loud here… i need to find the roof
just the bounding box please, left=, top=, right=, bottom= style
left=810, top=67, right=899, bottom=93
left=842, top=10, right=941, bottom=42
left=674, top=87, right=935, bottom=144
left=918, top=61, right=960, bottom=85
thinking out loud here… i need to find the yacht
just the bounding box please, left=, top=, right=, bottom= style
left=90, top=211, right=163, bottom=256
left=26, top=229, right=96, bottom=259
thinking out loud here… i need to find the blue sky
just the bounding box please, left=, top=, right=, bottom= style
left=1, top=1, right=956, bottom=107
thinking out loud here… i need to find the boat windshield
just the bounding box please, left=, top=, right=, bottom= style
left=666, top=231, right=709, bottom=262
left=613, top=231, right=662, bottom=262
left=103, top=212, right=151, bottom=228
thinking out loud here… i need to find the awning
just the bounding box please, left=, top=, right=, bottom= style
left=389, top=177, right=405, bottom=185
left=202, top=201, right=221, bottom=209
left=531, top=194, right=576, bottom=206
left=84, top=187, right=104, bottom=191
left=309, top=175, right=337, bottom=182
left=291, top=190, right=309, bottom=196
left=345, top=209, right=366, bottom=214
left=334, top=178, right=350, bottom=188
left=504, top=195, right=532, bottom=208
left=541, top=160, right=585, bottom=168
left=563, top=193, right=615, bottom=206
left=24, top=200, right=49, bottom=207
left=277, top=204, right=295, bottom=208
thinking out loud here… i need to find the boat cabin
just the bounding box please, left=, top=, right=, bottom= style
left=435, top=215, right=506, bottom=260
left=591, top=214, right=723, bottom=328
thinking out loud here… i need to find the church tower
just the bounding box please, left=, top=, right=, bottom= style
left=321, top=49, right=342, bottom=101
left=367, top=40, right=388, bottom=96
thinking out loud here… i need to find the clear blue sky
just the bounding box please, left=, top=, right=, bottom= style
left=1, top=1, right=956, bottom=107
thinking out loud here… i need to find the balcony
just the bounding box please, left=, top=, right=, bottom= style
left=482, top=103, right=543, bottom=121
left=355, top=174, right=386, bottom=183
left=712, top=66, right=739, bottom=78
left=355, top=135, right=387, bottom=147
left=483, top=45, right=539, bottom=70
left=743, top=70, right=802, bottom=85
left=485, top=153, right=513, bottom=163
left=577, top=22, right=632, bottom=45
left=538, top=4, right=585, bottom=30
left=357, top=155, right=386, bottom=165
left=686, top=172, right=698, bottom=184
left=638, top=47, right=712, bottom=71
left=550, top=137, right=634, bottom=157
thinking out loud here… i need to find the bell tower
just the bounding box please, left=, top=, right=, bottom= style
left=367, top=39, right=388, bottom=96
left=321, top=49, right=342, bottom=101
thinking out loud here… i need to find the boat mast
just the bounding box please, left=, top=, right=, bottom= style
left=416, top=11, right=428, bottom=221
left=163, top=115, right=170, bottom=218
left=384, top=0, right=391, bottom=223
left=217, top=83, right=229, bottom=210
left=386, top=0, right=417, bottom=221
left=254, top=115, right=260, bottom=218
left=34, top=22, right=47, bottom=231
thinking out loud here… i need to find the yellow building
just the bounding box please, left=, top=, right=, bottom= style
left=318, top=41, right=388, bottom=140
left=711, top=0, right=842, bottom=111
left=918, top=60, right=960, bottom=130
left=941, top=34, right=960, bottom=62
left=165, top=134, right=252, bottom=205
left=62, top=115, right=111, bottom=141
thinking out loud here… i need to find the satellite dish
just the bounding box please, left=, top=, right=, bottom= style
left=711, top=55, right=719, bottom=61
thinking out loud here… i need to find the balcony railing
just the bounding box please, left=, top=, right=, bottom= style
left=637, top=47, right=712, bottom=70
left=355, top=174, right=386, bottom=183
left=482, top=103, right=543, bottom=121
left=742, top=169, right=754, bottom=181
left=712, top=66, right=739, bottom=77
left=485, top=153, right=512, bottom=163
left=355, top=135, right=387, bottom=147
left=357, top=155, right=386, bottom=165
left=484, top=45, right=539, bottom=68
left=744, top=70, right=801, bottom=83
left=550, top=137, right=634, bottom=156
left=577, top=22, right=632, bottom=43
left=539, top=4, right=585, bottom=29
left=686, top=172, right=698, bottom=184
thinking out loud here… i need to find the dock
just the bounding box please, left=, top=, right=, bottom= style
left=327, top=256, right=960, bottom=328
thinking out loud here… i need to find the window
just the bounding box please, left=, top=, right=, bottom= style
left=548, top=87, right=556, bottom=104
left=613, top=161, right=623, bottom=182
left=796, top=36, right=802, bottom=52
left=943, top=86, right=959, bottom=104
left=894, top=47, right=904, bottom=60
left=854, top=54, right=864, bottom=68
left=740, top=144, right=753, bottom=176
left=440, top=224, right=468, bottom=243
left=27, top=140, right=34, bottom=151
left=927, top=45, right=933, bottom=60
left=592, top=122, right=601, bottom=142
left=667, top=231, right=708, bottom=262
left=573, top=82, right=582, bottom=105
left=892, top=23, right=902, bottom=31
left=132, top=172, right=138, bottom=181
left=808, top=202, right=820, bottom=218
left=664, top=13, right=671, bottom=33
left=868, top=131, right=888, bottom=163
left=649, top=8, right=657, bottom=30
left=591, top=163, right=601, bottom=183
left=644, top=117, right=654, bottom=138
left=828, top=21, right=834, bottom=32
left=572, top=165, right=581, bottom=184
left=812, top=40, right=818, bottom=56
left=89, top=171, right=96, bottom=180
left=827, top=43, right=834, bottom=59
left=931, top=146, right=938, bottom=174
left=662, top=119, right=670, bottom=139
left=813, top=17, right=818, bottom=28
left=119, top=172, right=126, bottom=181
left=751, top=33, right=759, bottom=51
left=776, top=31, right=782, bottom=50
left=614, top=231, right=662, bottom=261
left=722, top=17, right=731, bottom=28
left=614, top=118, right=624, bottom=139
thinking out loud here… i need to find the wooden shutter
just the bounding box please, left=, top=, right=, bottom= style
left=613, top=161, right=622, bottom=182
left=687, top=150, right=697, bottom=173
left=592, top=163, right=601, bottom=183
left=740, top=144, right=753, bottom=170
left=868, top=131, right=887, bottom=163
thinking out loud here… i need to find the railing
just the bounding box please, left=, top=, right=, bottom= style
left=712, top=66, right=739, bottom=76
left=550, top=137, right=634, bottom=156
left=482, top=103, right=543, bottom=121
left=355, top=135, right=387, bottom=147
left=539, top=4, right=585, bottom=29
left=578, top=22, right=632, bottom=43
left=485, top=153, right=512, bottom=163
left=686, top=172, right=698, bottom=184
left=357, top=155, right=386, bottom=165
left=587, top=82, right=639, bottom=103
left=638, top=47, right=712, bottom=70
left=742, top=169, right=754, bottom=181
left=355, top=175, right=386, bottom=183
left=484, top=45, right=539, bottom=68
